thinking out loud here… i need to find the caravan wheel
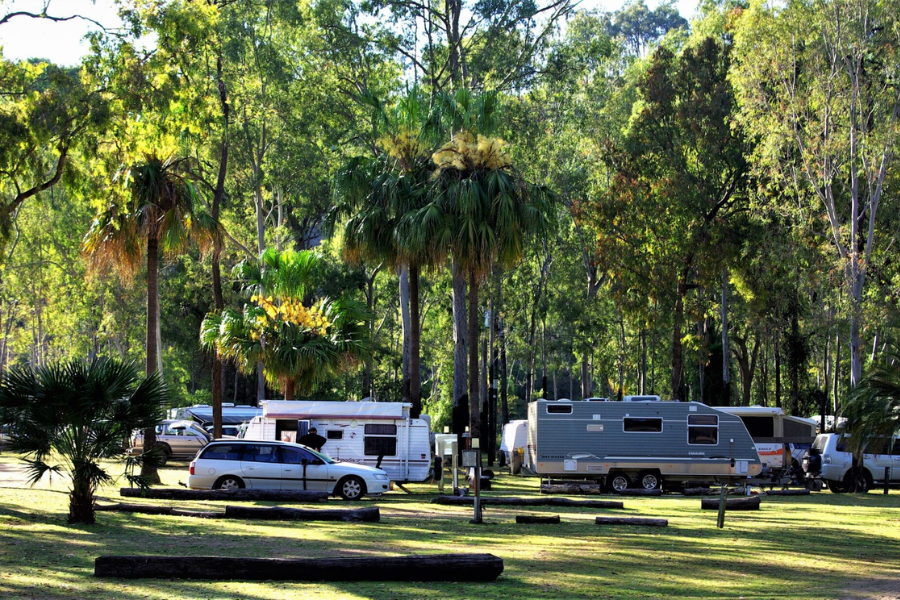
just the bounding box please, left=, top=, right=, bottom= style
left=608, top=474, right=631, bottom=492
left=639, top=471, right=661, bottom=491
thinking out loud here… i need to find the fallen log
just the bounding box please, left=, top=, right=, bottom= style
left=700, top=496, right=761, bottom=511
left=612, top=489, right=663, bottom=496
left=120, top=488, right=328, bottom=502
left=540, top=484, right=603, bottom=495
left=515, top=515, right=561, bottom=524
left=765, top=489, right=810, bottom=496
left=94, top=503, right=220, bottom=519
left=595, top=516, right=668, bottom=527
left=224, top=505, right=379, bottom=522
left=94, top=553, right=504, bottom=581
left=683, top=487, right=720, bottom=496
left=432, top=496, right=623, bottom=509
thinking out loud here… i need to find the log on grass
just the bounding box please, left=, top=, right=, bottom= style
left=94, top=503, right=220, bottom=519
left=765, top=489, right=810, bottom=496
left=683, top=487, right=719, bottom=496
left=595, top=516, right=668, bottom=527
left=540, top=484, right=603, bottom=495
left=94, top=553, right=504, bottom=581
left=700, top=496, right=761, bottom=511
left=612, top=489, right=663, bottom=496
left=224, top=505, right=379, bottom=522
left=432, top=495, right=623, bottom=509
left=515, top=515, right=561, bottom=524
left=120, top=488, right=328, bottom=502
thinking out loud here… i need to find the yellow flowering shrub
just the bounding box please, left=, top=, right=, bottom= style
left=250, top=294, right=330, bottom=336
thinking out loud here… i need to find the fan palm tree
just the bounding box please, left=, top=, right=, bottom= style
left=418, top=92, right=555, bottom=442
left=841, top=351, right=900, bottom=451
left=201, top=249, right=371, bottom=399
left=329, top=88, right=438, bottom=416
left=0, top=359, right=167, bottom=524
left=83, top=154, right=220, bottom=482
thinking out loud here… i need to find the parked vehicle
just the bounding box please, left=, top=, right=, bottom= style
left=242, top=400, right=432, bottom=483
left=803, top=433, right=900, bottom=493
left=715, top=406, right=817, bottom=483
left=203, top=424, right=241, bottom=438
left=525, top=399, right=763, bottom=491
left=130, top=419, right=211, bottom=462
left=186, top=439, right=391, bottom=500
left=500, top=419, right=527, bottom=474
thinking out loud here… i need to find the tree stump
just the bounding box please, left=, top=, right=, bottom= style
left=432, top=496, right=623, bottom=509
left=595, top=516, right=668, bottom=527
left=224, top=505, right=379, bottom=522
left=700, top=496, right=761, bottom=511
left=94, top=553, right=504, bottom=581
left=120, top=488, right=328, bottom=502
left=515, top=515, right=561, bottom=524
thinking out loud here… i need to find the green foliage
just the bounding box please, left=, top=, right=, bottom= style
left=0, top=358, right=167, bottom=524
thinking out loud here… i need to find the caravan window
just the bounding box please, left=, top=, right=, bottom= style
left=546, top=404, right=573, bottom=414
left=688, top=414, right=718, bottom=445
left=326, top=430, right=343, bottom=440
left=364, top=422, right=397, bottom=456
left=623, top=418, right=662, bottom=433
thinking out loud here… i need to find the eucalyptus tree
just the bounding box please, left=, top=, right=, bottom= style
left=591, top=37, right=749, bottom=400
left=83, top=155, right=218, bottom=481
left=0, top=358, right=167, bottom=524
left=201, top=249, right=370, bottom=399
left=732, top=0, right=900, bottom=387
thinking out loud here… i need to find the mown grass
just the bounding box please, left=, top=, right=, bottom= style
left=1, top=452, right=898, bottom=599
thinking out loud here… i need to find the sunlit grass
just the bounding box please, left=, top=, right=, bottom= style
left=1, top=452, right=899, bottom=598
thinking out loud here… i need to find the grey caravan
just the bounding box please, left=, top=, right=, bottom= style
left=525, top=399, right=763, bottom=491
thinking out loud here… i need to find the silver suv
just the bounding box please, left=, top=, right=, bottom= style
left=131, top=420, right=211, bottom=462
left=804, top=433, right=900, bottom=493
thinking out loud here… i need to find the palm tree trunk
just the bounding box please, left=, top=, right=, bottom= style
left=399, top=265, right=412, bottom=405
left=69, top=478, right=95, bottom=524
left=452, top=258, right=467, bottom=435
left=141, top=234, right=160, bottom=484
left=284, top=378, right=296, bottom=400
left=468, top=269, right=480, bottom=443
left=409, top=264, right=422, bottom=418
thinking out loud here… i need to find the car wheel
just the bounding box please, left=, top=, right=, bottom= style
left=213, top=475, right=245, bottom=490
left=639, top=471, right=661, bottom=491
left=845, top=469, right=871, bottom=494
left=337, top=475, right=366, bottom=501
left=826, top=479, right=847, bottom=494
left=154, top=444, right=172, bottom=466
left=608, top=473, right=631, bottom=492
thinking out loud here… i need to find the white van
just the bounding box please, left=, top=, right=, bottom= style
left=804, top=433, right=900, bottom=493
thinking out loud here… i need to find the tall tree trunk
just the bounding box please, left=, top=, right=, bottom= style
left=283, top=378, right=296, bottom=400
left=451, top=258, right=468, bottom=434
left=399, top=265, right=412, bottom=406
left=617, top=313, right=625, bottom=400
left=141, top=233, right=160, bottom=483
left=499, top=309, right=509, bottom=427
left=210, top=52, right=229, bottom=436
left=468, top=269, right=481, bottom=443
left=409, top=264, right=422, bottom=417
left=774, top=334, right=782, bottom=409
left=671, top=283, right=685, bottom=401
left=721, top=269, right=730, bottom=405
left=832, top=330, right=841, bottom=416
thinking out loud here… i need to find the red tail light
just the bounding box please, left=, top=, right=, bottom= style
left=189, top=461, right=195, bottom=475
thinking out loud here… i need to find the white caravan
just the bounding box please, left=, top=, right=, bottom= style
left=243, top=400, right=432, bottom=483
left=715, top=406, right=817, bottom=477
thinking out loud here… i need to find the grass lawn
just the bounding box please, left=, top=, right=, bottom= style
left=1, top=452, right=898, bottom=599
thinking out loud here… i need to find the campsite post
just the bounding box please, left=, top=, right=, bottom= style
left=463, top=440, right=482, bottom=524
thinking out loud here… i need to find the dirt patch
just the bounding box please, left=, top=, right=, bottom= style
left=841, top=574, right=900, bottom=600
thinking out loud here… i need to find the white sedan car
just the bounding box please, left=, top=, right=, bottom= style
left=187, top=439, right=391, bottom=500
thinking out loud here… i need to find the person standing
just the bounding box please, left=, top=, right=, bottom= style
left=298, top=427, right=326, bottom=452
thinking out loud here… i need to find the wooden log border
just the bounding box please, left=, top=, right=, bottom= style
left=120, top=488, right=328, bottom=502
left=432, top=496, right=624, bottom=509
left=224, top=505, right=379, bottom=522
left=700, top=496, right=761, bottom=511
left=515, top=515, right=561, bottom=524
left=595, top=516, right=668, bottom=527
left=94, top=553, right=504, bottom=582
